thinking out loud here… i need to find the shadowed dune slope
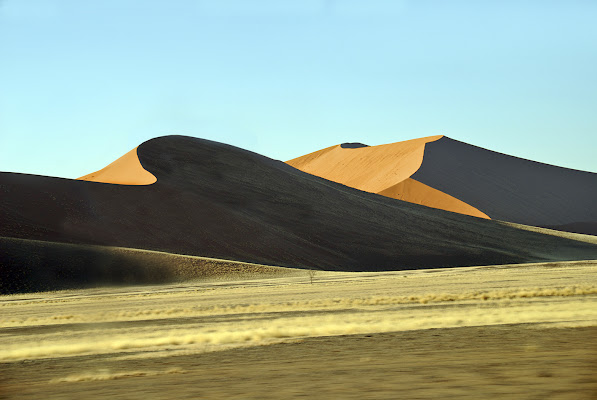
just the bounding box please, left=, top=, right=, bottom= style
left=78, top=147, right=156, bottom=185
left=412, top=137, right=597, bottom=235
left=0, top=237, right=291, bottom=294
left=1, top=136, right=597, bottom=275
left=287, top=135, right=488, bottom=218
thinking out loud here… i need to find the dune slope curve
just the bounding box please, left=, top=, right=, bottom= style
left=411, top=137, right=597, bottom=235
left=78, top=147, right=157, bottom=185
left=1, top=135, right=596, bottom=280
left=287, top=135, right=488, bottom=219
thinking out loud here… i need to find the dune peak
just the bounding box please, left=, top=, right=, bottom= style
left=287, top=134, right=444, bottom=195
left=78, top=147, right=157, bottom=186
left=340, top=142, right=369, bottom=149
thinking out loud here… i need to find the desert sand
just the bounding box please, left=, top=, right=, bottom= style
left=412, top=137, right=597, bottom=233
left=2, top=136, right=597, bottom=288
left=1, top=260, right=596, bottom=399
left=289, top=136, right=597, bottom=235
left=286, top=135, right=489, bottom=218
left=78, top=147, right=156, bottom=185
left=1, top=135, right=597, bottom=399
left=377, top=177, right=489, bottom=218
left=287, top=135, right=442, bottom=191
left=0, top=236, right=297, bottom=293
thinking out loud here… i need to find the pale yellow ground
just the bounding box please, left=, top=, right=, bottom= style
left=1, top=260, right=596, bottom=399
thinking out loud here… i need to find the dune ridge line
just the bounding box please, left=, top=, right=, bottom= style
left=78, top=146, right=157, bottom=185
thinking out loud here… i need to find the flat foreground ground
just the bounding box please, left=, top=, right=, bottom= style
left=1, top=261, right=596, bottom=399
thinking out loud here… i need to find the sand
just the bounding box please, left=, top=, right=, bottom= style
left=286, top=134, right=488, bottom=218
left=288, top=136, right=597, bottom=235
left=78, top=147, right=156, bottom=185
left=0, top=236, right=296, bottom=294
left=287, top=135, right=443, bottom=193
left=1, top=260, right=595, bottom=399
left=2, top=135, right=596, bottom=279
left=412, top=137, right=597, bottom=233
left=378, top=177, right=489, bottom=218
left=3, top=135, right=596, bottom=398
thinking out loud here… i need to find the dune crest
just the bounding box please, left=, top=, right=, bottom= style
left=78, top=147, right=156, bottom=185
left=289, top=135, right=597, bottom=234
left=286, top=135, right=488, bottom=218
left=287, top=135, right=443, bottom=194
left=2, top=135, right=596, bottom=286
left=411, top=137, right=597, bottom=231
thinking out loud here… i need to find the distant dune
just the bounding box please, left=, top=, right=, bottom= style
left=287, top=135, right=441, bottom=195
left=288, top=136, right=597, bottom=235
left=1, top=135, right=596, bottom=289
left=412, top=137, right=597, bottom=234
left=287, top=135, right=488, bottom=218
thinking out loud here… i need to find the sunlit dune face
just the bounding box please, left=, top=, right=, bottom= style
left=286, top=135, right=490, bottom=219
left=378, top=178, right=490, bottom=219
left=287, top=135, right=443, bottom=194
left=78, top=147, right=157, bottom=185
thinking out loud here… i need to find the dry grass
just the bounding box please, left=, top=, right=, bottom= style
left=1, top=260, right=596, bottom=399
left=1, top=260, right=596, bottom=362
left=50, top=368, right=184, bottom=383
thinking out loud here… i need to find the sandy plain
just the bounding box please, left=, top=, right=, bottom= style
left=1, top=260, right=596, bottom=399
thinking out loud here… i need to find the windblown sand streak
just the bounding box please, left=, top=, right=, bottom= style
left=1, top=285, right=596, bottom=328
left=50, top=368, right=184, bottom=383
left=0, top=297, right=595, bottom=361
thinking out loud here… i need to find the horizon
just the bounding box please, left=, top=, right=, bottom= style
left=1, top=0, right=596, bottom=178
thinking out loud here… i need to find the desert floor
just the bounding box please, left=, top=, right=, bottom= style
left=1, top=260, right=596, bottom=399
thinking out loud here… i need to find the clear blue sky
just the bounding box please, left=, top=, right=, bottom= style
left=1, top=0, right=596, bottom=178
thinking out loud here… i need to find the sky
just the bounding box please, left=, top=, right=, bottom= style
left=1, top=0, right=596, bottom=178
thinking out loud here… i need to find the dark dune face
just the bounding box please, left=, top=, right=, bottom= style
left=340, top=143, right=369, bottom=148
left=0, top=237, right=177, bottom=293
left=412, top=137, right=597, bottom=234
left=545, top=222, right=597, bottom=236
left=1, top=136, right=596, bottom=274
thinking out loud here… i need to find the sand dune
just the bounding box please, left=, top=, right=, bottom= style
left=287, top=135, right=442, bottom=195
left=0, top=236, right=292, bottom=294
left=412, top=137, right=597, bottom=234
left=377, top=178, right=489, bottom=218
left=1, top=135, right=597, bottom=293
left=78, top=147, right=156, bottom=185
left=2, top=135, right=595, bottom=399
left=288, top=136, right=597, bottom=234
left=287, top=135, right=487, bottom=218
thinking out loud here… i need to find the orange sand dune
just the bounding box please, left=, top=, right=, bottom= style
left=2, top=135, right=597, bottom=290
left=378, top=178, right=490, bottom=219
left=287, top=135, right=488, bottom=219
left=288, top=135, right=441, bottom=193
left=78, top=147, right=156, bottom=185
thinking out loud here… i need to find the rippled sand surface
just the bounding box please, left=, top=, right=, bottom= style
left=1, top=260, right=596, bottom=399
